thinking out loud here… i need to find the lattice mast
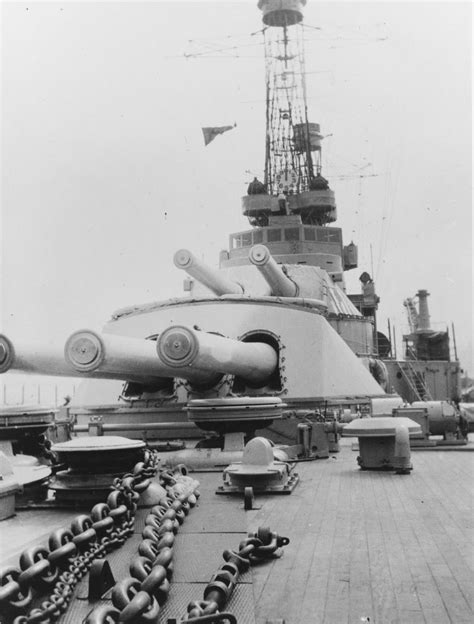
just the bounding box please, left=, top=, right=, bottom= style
left=244, top=1, right=336, bottom=227
left=261, top=0, right=318, bottom=193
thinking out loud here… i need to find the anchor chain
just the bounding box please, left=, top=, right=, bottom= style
left=84, top=465, right=200, bottom=624
left=0, top=449, right=160, bottom=624
left=182, top=526, right=289, bottom=622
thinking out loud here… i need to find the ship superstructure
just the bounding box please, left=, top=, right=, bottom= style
left=0, top=1, right=393, bottom=444
left=0, top=0, right=466, bottom=440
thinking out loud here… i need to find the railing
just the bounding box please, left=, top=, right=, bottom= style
left=1, top=381, right=77, bottom=407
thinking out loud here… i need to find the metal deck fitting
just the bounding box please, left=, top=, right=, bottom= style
left=217, top=437, right=299, bottom=497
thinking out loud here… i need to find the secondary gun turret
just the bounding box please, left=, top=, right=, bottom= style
left=174, top=249, right=243, bottom=296
left=248, top=245, right=298, bottom=297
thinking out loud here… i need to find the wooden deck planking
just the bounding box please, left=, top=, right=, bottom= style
left=267, top=465, right=334, bottom=624
left=388, top=470, right=452, bottom=623
left=322, top=463, right=352, bottom=624
left=416, top=494, right=474, bottom=609
left=422, top=452, right=472, bottom=509
left=423, top=458, right=472, bottom=541
left=249, top=458, right=345, bottom=623
left=416, top=453, right=473, bottom=534
left=248, top=444, right=473, bottom=624
left=365, top=472, right=405, bottom=623
left=377, top=451, right=473, bottom=623
left=348, top=470, right=375, bottom=623
left=1, top=442, right=472, bottom=624
left=395, top=453, right=474, bottom=617
left=247, top=481, right=314, bottom=619
left=400, top=545, right=451, bottom=624
left=380, top=473, right=428, bottom=622
left=297, top=462, right=342, bottom=624
left=428, top=562, right=473, bottom=624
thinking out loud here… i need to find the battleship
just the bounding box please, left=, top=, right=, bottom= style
left=0, top=1, right=473, bottom=623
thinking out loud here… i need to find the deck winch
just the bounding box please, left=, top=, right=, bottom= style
left=398, top=401, right=471, bottom=446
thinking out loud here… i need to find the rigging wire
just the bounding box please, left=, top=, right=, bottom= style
left=375, top=143, right=402, bottom=282
left=183, top=40, right=265, bottom=58
left=177, top=21, right=388, bottom=60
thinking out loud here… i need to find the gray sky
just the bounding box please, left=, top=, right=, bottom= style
left=1, top=1, right=472, bottom=386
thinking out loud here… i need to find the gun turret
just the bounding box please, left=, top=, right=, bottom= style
left=64, top=330, right=214, bottom=385
left=157, top=325, right=278, bottom=385
left=174, top=249, right=243, bottom=296
left=248, top=244, right=298, bottom=297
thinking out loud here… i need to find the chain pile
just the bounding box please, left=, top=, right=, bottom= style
left=0, top=449, right=160, bottom=624
left=84, top=465, right=200, bottom=624
left=183, top=526, right=289, bottom=622
left=1, top=456, right=286, bottom=624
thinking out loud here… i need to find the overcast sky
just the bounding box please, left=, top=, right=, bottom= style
left=1, top=0, right=472, bottom=392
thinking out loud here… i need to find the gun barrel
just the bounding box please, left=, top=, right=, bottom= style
left=0, top=334, right=78, bottom=377
left=157, top=325, right=278, bottom=384
left=249, top=245, right=298, bottom=297
left=64, top=330, right=213, bottom=385
left=0, top=333, right=129, bottom=380
left=174, top=249, right=243, bottom=296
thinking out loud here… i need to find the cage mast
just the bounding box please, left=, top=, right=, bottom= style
left=243, top=0, right=336, bottom=227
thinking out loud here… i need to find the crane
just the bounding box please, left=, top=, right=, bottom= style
left=403, top=297, right=419, bottom=334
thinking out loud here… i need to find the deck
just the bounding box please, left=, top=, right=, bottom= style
left=248, top=441, right=473, bottom=623
left=1, top=440, right=473, bottom=623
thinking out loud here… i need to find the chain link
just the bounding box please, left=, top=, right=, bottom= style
left=0, top=449, right=160, bottom=624
left=1, top=454, right=286, bottom=624
left=183, top=527, right=289, bottom=622
left=84, top=466, right=200, bottom=624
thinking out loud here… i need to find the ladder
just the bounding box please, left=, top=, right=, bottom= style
left=398, top=354, right=433, bottom=401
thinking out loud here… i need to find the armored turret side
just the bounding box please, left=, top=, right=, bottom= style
left=70, top=298, right=385, bottom=413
